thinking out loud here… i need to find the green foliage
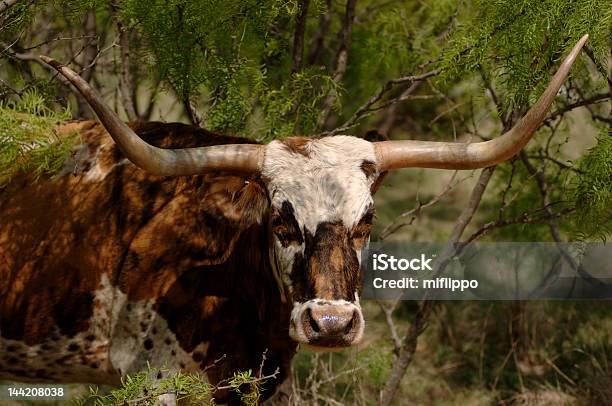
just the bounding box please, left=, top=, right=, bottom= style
left=204, top=57, right=254, bottom=133
left=438, top=0, right=611, bottom=113
left=75, top=366, right=214, bottom=405
left=74, top=365, right=267, bottom=405
left=571, top=129, right=612, bottom=241
left=119, top=0, right=311, bottom=136
left=342, top=0, right=456, bottom=125
left=357, top=345, right=394, bottom=389
left=0, top=0, right=36, bottom=36
left=0, top=91, right=75, bottom=186
left=228, top=370, right=262, bottom=406
left=253, top=67, right=341, bottom=140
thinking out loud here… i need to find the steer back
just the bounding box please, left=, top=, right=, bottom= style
left=0, top=121, right=293, bottom=400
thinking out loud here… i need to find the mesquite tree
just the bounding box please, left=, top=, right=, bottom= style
left=1, top=0, right=610, bottom=404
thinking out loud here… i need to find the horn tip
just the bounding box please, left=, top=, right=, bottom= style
left=573, top=34, right=589, bottom=51
left=40, top=56, right=62, bottom=69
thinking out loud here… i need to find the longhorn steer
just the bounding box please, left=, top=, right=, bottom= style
left=0, top=36, right=587, bottom=403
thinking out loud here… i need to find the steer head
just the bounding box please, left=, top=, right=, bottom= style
left=263, top=136, right=380, bottom=348
left=41, top=35, right=587, bottom=350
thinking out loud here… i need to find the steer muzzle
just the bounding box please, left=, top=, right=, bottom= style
left=290, top=300, right=364, bottom=349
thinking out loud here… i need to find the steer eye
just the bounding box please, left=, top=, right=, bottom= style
left=271, top=213, right=283, bottom=228
left=351, top=224, right=371, bottom=239
left=351, top=224, right=371, bottom=252
left=271, top=211, right=303, bottom=244
left=274, top=227, right=303, bottom=244
left=273, top=224, right=290, bottom=238
left=352, top=208, right=375, bottom=248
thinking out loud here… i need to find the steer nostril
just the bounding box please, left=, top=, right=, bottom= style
left=344, top=311, right=357, bottom=335
left=307, top=308, right=320, bottom=334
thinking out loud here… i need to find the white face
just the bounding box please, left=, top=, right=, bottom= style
left=262, top=136, right=379, bottom=349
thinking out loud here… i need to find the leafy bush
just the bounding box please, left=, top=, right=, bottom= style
left=0, top=91, right=75, bottom=186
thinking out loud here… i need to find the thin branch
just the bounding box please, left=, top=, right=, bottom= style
left=72, top=10, right=99, bottom=119
left=519, top=151, right=604, bottom=285
left=324, top=69, right=440, bottom=135
left=428, top=101, right=467, bottom=128
left=0, top=77, right=22, bottom=96
left=379, top=171, right=472, bottom=240
left=372, top=94, right=439, bottom=112
left=479, top=66, right=502, bottom=115
left=465, top=205, right=575, bottom=244
left=497, top=158, right=518, bottom=219
left=73, top=11, right=98, bottom=82
left=379, top=81, right=421, bottom=134
left=479, top=66, right=512, bottom=129
left=544, top=356, right=576, bottom=386
left=20, top=35, right=97, bottom=51
left=203, top=354, right=227, bottom=373
left=315, top=366, right=365, bottom=387
left=449, top=167, right=496, bottom=243
left=378, top=301, right=402, bottom=354
left=318, top=0, right=358, bottom=128
left=215, top=368, right=280, bottom=390
left=291, top=0, right=310, bottom=74
left=0, top=44, right=74, bottom=90
left=574, top=83, right=612, bottom=124
left=546, top=93, right=611, bottom=121
left=378, top=300, right=430, bottom=406
left=257, top=349, right=268, bottom=378
left=526, top=153, right=584, bottom=173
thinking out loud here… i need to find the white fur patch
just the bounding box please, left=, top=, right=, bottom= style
left=56, top=141, right=129, bottom=182
left=262, top=136, right=378, bottom=232
left=0, top=274, right=207, bottom=385
left=84, top=158, right=129, bottom=182
left=102, top=275, right=207, bottom=376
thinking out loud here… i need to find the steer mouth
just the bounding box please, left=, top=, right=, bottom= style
left=289, top=300, right=364, bottom=350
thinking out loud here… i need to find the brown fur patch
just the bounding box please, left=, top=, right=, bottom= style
left=360, top=160, right=377, bottom=178
left=271, top=201, right=304, bottom=247
left=201, top=175, right=269, bottom=228
left=351, top=206, right=374, bottom=252
left=280, top=137, right=311, bottom=157
left=360, top=159, right=387, bottom=195
left=362, top=130, right=389, bottom=194
left=294, top=221, right=361, bottom=302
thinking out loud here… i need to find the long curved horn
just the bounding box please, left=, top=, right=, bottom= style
left=40, top=57, right=264, bottom=176
left=374, top=35, right=589, bottom=171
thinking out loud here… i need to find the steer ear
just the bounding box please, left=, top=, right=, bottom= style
left=363, top=130, right=389, bottom=195
left=201, top=174, right=270, bottom=228
left=120, top=175, right=270, bottom=285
